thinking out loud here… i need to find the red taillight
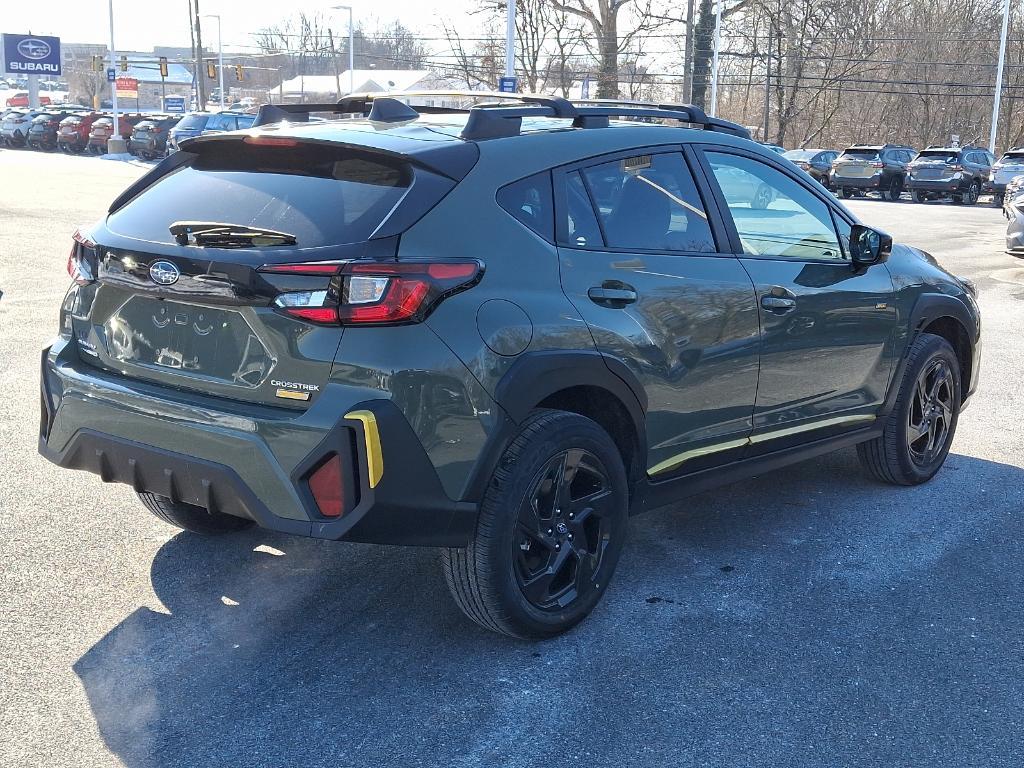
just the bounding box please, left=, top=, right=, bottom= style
left=870, top=161, right=883, bottom=168
left=260, top=260, right=483, bottom=326
left=308, top=454, right=345, bottom=517
left=67, top=227, right=97, bottom=286
left=949, top=164, right=963, bottom=172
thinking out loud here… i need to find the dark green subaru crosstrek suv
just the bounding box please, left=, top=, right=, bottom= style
left=42, top=93, right=981, bottom=638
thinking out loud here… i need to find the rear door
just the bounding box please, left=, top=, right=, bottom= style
left=554, top=147, right=761, bottom=478
left=696, top=147, right=897, bottom=447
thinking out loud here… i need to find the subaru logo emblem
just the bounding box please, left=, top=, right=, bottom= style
left=17, top=38, right=51, bottom=60
left=149, top=260, right=180, bottom=286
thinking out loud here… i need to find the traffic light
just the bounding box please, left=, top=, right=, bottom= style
left=120, top=55, right=128, bottom=72
left=91, top=55, right=103, bottom=72
left=159, top=57, right=168, bottom=78
left=235, top=64, right=243, bottom=82
left=206, top=60, right=216, bottom=79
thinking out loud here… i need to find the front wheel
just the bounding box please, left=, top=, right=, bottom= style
left=912, top=190, right=927, bottom=203
left=138, top=492, right=254, bottom=534
left=993, top=192, right=1005, bottom=207
left=840, top=187, right=853, bottom=199
left=442, top=410, right=629, bottom=638
left=857, top=333, right=961, bottom=485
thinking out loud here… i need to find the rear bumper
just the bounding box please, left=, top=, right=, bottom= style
left=832, top=174, right=883, bottom=190
left=39, top=340, right=477, bottom=546
left=906, top=178, right=965, bottom=193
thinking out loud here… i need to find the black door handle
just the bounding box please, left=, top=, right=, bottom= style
left=761, top=295, right=796, bottom=313
left=588, top=286, right=638, bottom=306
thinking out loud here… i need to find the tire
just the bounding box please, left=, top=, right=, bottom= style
left=840, top=187, right=853, bottom=199
left=857, top=333, right=961, bottom=486
left=442, top=410, right=629, bottom=639
left=885, top=175, right=903, bottom=201
left=137, top=491, right=254, bottom=535
left=912, top=190, right=927, bottom=203
left=993, top=193, right=1005, bottom=207
left=963, top=180, right=980, bottom=205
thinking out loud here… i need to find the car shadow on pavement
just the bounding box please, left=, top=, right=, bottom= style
left=73, top=448, right=1024, bottom=768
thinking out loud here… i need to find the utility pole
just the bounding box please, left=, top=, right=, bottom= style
left=682, top=0, right=696, bottom=103
left=329, top=28, right=341, bottom=99
left=762, top=24, right=771, bottom=142
left=194, top=0, right=206, bottom=108
left=709, top=0, right=722, bottom=116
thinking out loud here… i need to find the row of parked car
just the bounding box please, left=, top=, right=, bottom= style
left=0, top=106, right=256, bottom=159
left=778, top=142, right=1024, bottom=206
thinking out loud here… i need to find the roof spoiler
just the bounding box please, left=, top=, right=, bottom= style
left=253, top=91, right=751, bottom=141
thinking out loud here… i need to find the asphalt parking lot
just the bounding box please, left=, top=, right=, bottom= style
left=1, top=147, right=1022, bottom=768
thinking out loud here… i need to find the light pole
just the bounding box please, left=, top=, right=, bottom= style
left=505, top=0, right=516, bottom=81
left=331, top=5, right=355, bottom=96
left=106, top=0, right=125, bottom=154
left=203, top=14, right=224, bottom=109
left=990, top=0, right=1010, bottom=152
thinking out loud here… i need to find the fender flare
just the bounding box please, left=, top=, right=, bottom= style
left=881, top=292, right=978, bottom=415
left=460, top=351, right=648, bottom=503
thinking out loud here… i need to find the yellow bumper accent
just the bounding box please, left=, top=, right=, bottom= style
left=344, top=410, right=383, bottom=488
left=275, top=388, right=310, bottom=401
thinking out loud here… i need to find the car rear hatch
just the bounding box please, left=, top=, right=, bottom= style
left=910, top=150, right=959, bottom=180
left=833, top=149, right=880, bottom=178
left=68, top=133, right=464, bottom=409
left=994, top=152, right=1024, bottom=185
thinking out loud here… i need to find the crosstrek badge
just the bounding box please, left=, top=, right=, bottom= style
left=271, top=379, right=320, bottom=401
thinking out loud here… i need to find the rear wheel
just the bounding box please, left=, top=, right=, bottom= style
left=857, top=333, right=961, bottom=485
left=137, top=492, right=254, bottom=535
left=752, top=183, right=773, bottom=209
left=993, top=192, right=1005, bottom=207
left=442, top=410, right=629, bottom=638
left=963, top=180, right=980, bottom=205
left=840, top=187, right=854, bottom=199
left=885, top=176, right=903, bottom=201
left=912, top=190, right=927, bottom=203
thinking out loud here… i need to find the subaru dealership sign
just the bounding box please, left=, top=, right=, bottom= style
left=2, top=33, right=62, bottom=76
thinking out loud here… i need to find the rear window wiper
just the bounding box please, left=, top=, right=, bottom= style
left=169, top=221, right=297, bottom=248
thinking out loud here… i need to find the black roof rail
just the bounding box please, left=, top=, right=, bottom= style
left=253, top=91, right=750, bottom=141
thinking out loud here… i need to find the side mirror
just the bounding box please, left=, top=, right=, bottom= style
left=849, top=224, right=892, bottom=267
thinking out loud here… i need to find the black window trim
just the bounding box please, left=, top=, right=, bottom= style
left=552, top=143, right=733, bottom=258
left=691, top=143, right=857, bottom=264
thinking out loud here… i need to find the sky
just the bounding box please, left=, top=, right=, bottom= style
left=2, top=0, right=480, bottom=54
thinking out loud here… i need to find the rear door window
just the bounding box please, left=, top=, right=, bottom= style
left=578, top=152, right=716, bottom=253
left=107, top=142, right=416, bottom=247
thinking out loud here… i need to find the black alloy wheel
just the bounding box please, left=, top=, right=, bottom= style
left=906, top=358, right=956, bottom=469
left=442, top=409, right=629, bottom=638
left=514, top=448, right=615, bottom=610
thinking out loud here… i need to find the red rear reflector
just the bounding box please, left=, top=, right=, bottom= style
left=284, top=307, right=339, bottom=323
left=244, top=135, right=298, bottom=147
left=427, top=262, right=478, bottom=279
left=308, top=454, right=345, bottom=518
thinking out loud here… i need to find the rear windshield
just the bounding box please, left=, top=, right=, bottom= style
left=840, top=149, right=880, bottom=160
left=999, top=152, right=1024, bottom=163
left=176, top=114, right=209, bottom=130
left=784, top=150, right=817, bottom=161
left=915, top=150, right=959, bottom=162
left=107, top=142, right=414, bottom=248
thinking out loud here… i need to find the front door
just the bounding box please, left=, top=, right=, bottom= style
left=698, top=148, right=897, bottom=448
left=555, top=148, right=761, bottom=478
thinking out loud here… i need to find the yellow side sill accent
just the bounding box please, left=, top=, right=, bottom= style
left=345, top=410, right=384, bottom=488
left=647, top=414, right=876, bottom=477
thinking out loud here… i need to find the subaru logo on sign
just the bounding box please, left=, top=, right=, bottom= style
left=16, top=38, right=51, bottom=60
left=149, top=261, right=180, bottom=286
